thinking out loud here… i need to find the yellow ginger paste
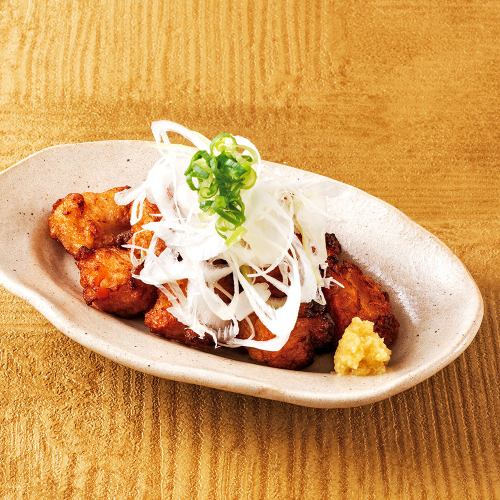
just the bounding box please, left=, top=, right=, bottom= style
left=334, top=317, right=391, bottom=375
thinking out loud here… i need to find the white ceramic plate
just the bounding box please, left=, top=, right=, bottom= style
left=0, top=141, right=483, bottom=408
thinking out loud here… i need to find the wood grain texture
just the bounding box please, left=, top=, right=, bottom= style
left=0, top=0, right=499, bottom=498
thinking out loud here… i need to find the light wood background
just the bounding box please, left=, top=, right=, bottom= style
left=1, top=1, right=499, bottom=498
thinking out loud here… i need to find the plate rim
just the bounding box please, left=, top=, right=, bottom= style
left=0, top=140, right=484, bottom=408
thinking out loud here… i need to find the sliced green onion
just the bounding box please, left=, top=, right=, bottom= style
left=225, top=226, right=247, bottom=246
left=210, top=132, right=237, bottom=156
left=185, top=132, right=258, bottom=245
left=239, top=264, right=254, bottom=281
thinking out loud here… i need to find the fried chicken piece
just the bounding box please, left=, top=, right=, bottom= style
left=49, top=187, right=131, bottom=256
left=215, top=273, right=236, bottom=302
left=238, top=302, right=335, bottom=370
left=326, top=233, right=342, bottom=263
left=128, top=199, right=166, bottom=255
left=250, top=234, right=342, bottom=299
left=324, top=261, right=399, bottom=347
left=145, top=285, right=213, bottom=348
left=115, top=229, right=133, bottom=246
left=76, top=247, right=157, bottom=317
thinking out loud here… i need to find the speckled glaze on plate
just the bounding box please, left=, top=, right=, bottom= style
left=0, top=141, right=483, bottom=408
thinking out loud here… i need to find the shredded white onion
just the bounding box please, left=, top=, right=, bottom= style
left=115, top=121, right=335, bottom=351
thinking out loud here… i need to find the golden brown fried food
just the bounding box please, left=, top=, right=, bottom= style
left=215, top=273, right=236, bottom=302
left=145, top=284, right=214, bottom=348
left=326, top=233, right=342, bottom=263
left=129, top=199, right=166, bottom=255
left=49, top=187, right=131, bottom=256
left=324, top=261, right=399, bottom=347
left=238, top=302, right=335, bottom=370
left=76, top=247, right=157, bottom=317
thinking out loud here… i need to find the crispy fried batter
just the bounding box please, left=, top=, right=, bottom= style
left=238, top=302, right=335, bottom=370
left=215, top=273, right=236, bottom=302
left=49, top=187, right=131, bottom=256
left=324, top=260, right=399, bottom=347
left=115, top=230, right=133, bottom=246
left=129, top=199, right=166, bottom=255
left=326, top=233, right=342, bottom=263
left=145, top=284, right=213, bottom=348
left=76, top=247, right=157, bottom=317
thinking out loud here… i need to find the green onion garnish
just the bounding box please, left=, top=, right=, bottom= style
left=184, top=132, right=258, bottom=245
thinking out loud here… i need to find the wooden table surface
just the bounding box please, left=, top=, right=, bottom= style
left=1, top=1, right=498, bottom=498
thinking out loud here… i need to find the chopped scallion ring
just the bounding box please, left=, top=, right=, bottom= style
left=185, top=132, right=258, bottom=245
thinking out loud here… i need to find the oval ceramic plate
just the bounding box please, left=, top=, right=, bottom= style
left=0, top=141, right=483, bottom=408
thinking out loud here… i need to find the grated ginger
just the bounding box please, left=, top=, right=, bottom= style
left=334, top=317, right=391, bottom=375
